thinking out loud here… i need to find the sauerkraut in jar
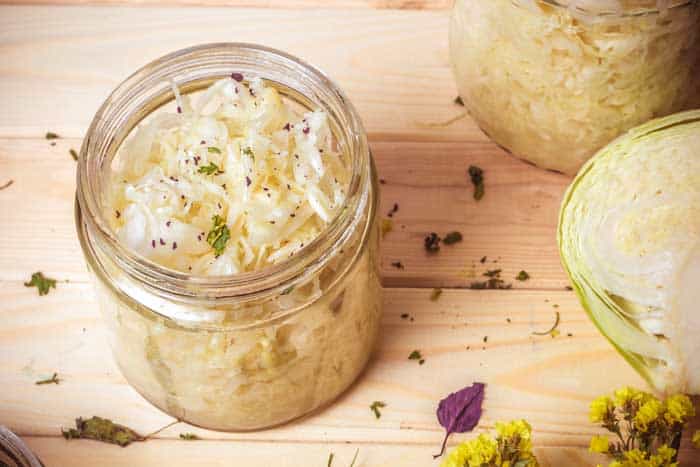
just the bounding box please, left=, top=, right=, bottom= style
left=449, top=0, right=700, bottom=175
left=75, top=44, right=381, bottom=431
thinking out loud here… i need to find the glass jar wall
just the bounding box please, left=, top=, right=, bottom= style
left=449, top=0, right=700, bottom=174
left=75, top=44, right=382, bottom=431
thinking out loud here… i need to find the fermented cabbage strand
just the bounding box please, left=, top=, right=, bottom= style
left=108, top=76, right=350, bottom=275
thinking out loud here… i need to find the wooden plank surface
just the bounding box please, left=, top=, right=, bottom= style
left=0, top=6, right=482, bottom=143
left=1, top=4, right=699, bottom=467
left=2, top=0, right=451, bottom=8
left=0, top=138, right=570, bottom=288
left=0, top=282, right=640, bottom=463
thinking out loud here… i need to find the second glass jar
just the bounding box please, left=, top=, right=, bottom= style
left=449, top=0, right=700, bottom=175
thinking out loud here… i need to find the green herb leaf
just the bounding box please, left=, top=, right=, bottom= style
left=61, top=417, right=144, bottom=447
left=179, top=433, right=199, bottom=440
left=35, top=372, right=60, bottom=385
left=207, top=147, right=221, bottom=154
left=198, top=162, right=223, bottom=176
left=516, top=270, right=530, bottom=281
left=69, top=149, right=78, bottom=161
left=207, top=215, right=230, bottom=256
left=532, top=311, right=560, bottom=337
left=468, top=165, right=485, bottom=201
left=408, top=350, right=424, bottom=365
left=443, top=231, right=463, bottom=245
left=370, top=401, right=386, bottom=419
left=454, top=96, right=465, bottom=106
left=45, top=132, right=59, bottom=140
left=430, top=288, right=443, bottom=301
left=24, top=272, right=57, bottom=296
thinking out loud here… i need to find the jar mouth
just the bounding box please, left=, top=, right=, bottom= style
left=536, top=0, right=694, bottom=16
left=76, top=43, right=372, bottom=300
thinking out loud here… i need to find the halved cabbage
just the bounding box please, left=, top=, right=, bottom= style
left=558, top=110, right=700, bottom=394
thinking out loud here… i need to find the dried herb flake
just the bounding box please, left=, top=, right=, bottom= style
left=35, top=372, right=60, bottom=385
left=454, top=96, right=464, bottom=106
left=179, top=433, right=199, bottom=440
left=381, top=218, right=393, bottom=238
left=516, top=270, right=530, bottom=281
left=532, top=311, right=560, bottom=337
left=207, top=147, right=221, bottom=154
left=390, top=261, right=404, bottom=270
left=370, top=401, right=386, bottom=419
left=0, top=180, right=13, bottom=191
left=45, top=132, right=59, bottom=140
left=443, top=231, right=463, bottom=245
left=24, top=272, right=57, bottom=296
left=468, top=165, right=484, bottom=201
left=61, top=417, right=144, bottom=447
left=424, top=232, right=441, bottom=253
left=430, top=288, right=443, bottom=301
left=69, top=149, right=78, bottom=161
left=387, top=203, right=399, bottom=218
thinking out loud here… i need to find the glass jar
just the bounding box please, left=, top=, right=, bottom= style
left=75, top=43, right=382, bottom=431
left=449, top=0, right=700, bottom=175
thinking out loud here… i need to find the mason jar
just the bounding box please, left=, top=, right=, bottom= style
left=449, top=0, right=700, bottom=175
left=75, top=43, right=382, bottom=431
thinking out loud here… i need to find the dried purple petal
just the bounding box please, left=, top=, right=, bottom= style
left=434, top=382, right=485, bottom=458
left=231, top=72, right=244, bottom=82
left=245, top=176, right=252, bottom=187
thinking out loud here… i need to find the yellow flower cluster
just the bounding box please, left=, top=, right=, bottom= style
left=693, top=430, right=700, bottom=449
left=589, top=435, right=609, bottom=453
left=606, top=446, right=678, bottom=467
left=589, top=395, right=614, bottom=423
left=441, top=420, right=538, bottom=467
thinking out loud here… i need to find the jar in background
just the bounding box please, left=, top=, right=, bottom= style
left=75, top=44, right=382, bottom=431
left=449, top=0, right=700, bottom=175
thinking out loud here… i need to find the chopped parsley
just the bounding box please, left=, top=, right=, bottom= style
left=179, top=433, right=199, bottom=440
left=198, top=162, right=223, bottom=175
left=207, top=147, right=221, bottom=154
left=62, top=416, right=143, bottom=447
left=35, top=372, right=60, bottom=385
left=443, top=231, right=463, bottom=245
left=516, top=270, right=530, bottom=281
left=370, top=401, right=386, bottom=419
left=468, top=165, right=484, bottom=201
left=207, top=215, right=230, bottom=256
left=24, top=272, right=57, bottom=296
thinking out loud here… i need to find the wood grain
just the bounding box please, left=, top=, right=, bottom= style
left=0, top=6, right=482, bottom=142
left=0, top=138, right=572, bottom=288
left=2, top=0, right=451, bottom=8
left=0, top=281, right=646, bottom=466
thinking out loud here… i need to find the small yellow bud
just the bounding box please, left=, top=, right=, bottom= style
left=589, top=435, right=609, bottom=453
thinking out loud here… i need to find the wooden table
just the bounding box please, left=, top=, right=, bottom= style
left=1, top=2, right=698, bottom=466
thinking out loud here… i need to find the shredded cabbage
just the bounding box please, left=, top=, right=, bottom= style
left=559, top=110, right=700, bottom=394
left=449, top=0, right=700, bottom=174
left=108, top=76, right=350, bottom=275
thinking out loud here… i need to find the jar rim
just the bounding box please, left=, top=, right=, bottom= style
left=76, top=43, right=373, bottom=302
left=530, top=0, right=694, bottom=16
